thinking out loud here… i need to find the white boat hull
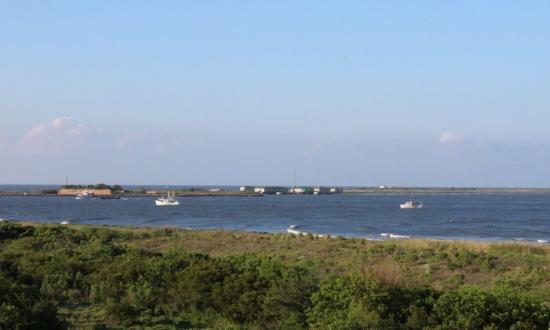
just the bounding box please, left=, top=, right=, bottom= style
left=400, top=205, right=423, bottom=209
left=400, top=201, right=423, bottom=209
left=155, top=191, right=180, bottom=206
left=155, top=200, right=179, bottom=206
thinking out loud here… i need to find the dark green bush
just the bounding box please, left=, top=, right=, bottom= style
left=429, top=287, right=550, bottom=329
left=0, top=274, right=65, bottom=329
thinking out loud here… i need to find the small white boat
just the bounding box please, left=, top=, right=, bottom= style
left=76, top=187, right=94, bottom=200
left=60, top=220, right=70, bottom=225
left=155, top=191, right=180, bottom=206
left=400, top=200, right=423, bottom=209
left=76, top=192, right=94, bottom=200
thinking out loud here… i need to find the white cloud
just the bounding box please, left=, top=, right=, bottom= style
left=67, top=122, right=100, bottom=136
left=18, top=116, right=104, bottom=153
left=52, top=116, right=70, bottom=128
left=438, top=131, right=463, bottom=144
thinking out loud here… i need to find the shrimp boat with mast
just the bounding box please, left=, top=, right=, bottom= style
left=155, top=191, right=180, bottom=206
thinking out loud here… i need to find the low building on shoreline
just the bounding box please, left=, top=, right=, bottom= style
left=242, top=186, right=343, bottom=195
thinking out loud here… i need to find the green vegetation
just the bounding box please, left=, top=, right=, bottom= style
left=1, top=222, right=549, bottom=329
left=62, top=183, right=123, bottom=191
left=40, top=189, right=60, bottom=195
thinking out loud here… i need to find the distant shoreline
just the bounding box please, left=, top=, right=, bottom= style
left=1, top=187, right=550, bottom=197
left=343, top=187, right=550, bottom=194
left=0, top=191, right=265, bottom=197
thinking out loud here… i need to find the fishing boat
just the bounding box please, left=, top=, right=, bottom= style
left=400, top=200, right=423, bottom=209
left=155, top=191, right=180, bottom=206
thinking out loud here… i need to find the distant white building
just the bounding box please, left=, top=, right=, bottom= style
left=314, top=187, right=332, bottom=194
left=242, top=186, right=341, bottom=195
left=289, top=187, right=306, bottom=194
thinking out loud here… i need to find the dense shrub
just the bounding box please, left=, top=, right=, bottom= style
left=0, top=222, right=549, bottom=329
left=0, top=274, right=65, bottom=329
left=0, top=221, right=34, bottom=241
left=307, top=275, right=436, bottom=329
left=428, top=287, right=550, bottom=330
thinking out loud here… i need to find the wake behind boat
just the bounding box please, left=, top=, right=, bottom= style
left=155, top=191, right=179, bottom=206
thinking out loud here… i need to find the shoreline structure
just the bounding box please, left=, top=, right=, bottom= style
left=1, top=185, right=550, bottom=197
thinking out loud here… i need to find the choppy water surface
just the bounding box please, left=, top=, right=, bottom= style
left=1, top=193, right=549, bottom=243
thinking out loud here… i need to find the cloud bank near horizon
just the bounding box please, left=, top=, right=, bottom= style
left=0, top=117, right=549, bottom=187
left=17, top=117, right=104, bottom=153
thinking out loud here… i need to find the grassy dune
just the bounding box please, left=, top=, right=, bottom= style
left=2, top=221, right=549, bottom=329
left=161, top=232, right=546, bottom=295
left=40, top=222, right=550, bottom=300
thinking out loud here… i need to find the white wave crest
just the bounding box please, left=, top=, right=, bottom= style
left=381, top=232, right=410, bottom=239
left=286, top=225, right=325, bottom=238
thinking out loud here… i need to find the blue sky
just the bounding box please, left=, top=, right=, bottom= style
left=1, top=1, right=549, bottom=187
